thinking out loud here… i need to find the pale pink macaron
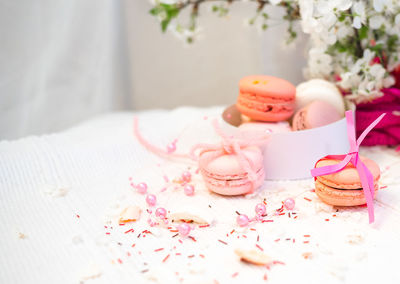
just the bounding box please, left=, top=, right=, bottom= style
left=199, top=146, right=264, bottom=196
left=292, top=100, right=342, bottom=131
left=314, top=156, right=380, bottom=206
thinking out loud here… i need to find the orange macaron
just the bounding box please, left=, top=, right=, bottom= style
left=314, top=156, right=380, bottom=206
left=236, top=75, right=296, bottom=122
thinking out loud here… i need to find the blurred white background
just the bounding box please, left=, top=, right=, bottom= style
left=0, top=0, right=306, bottom=140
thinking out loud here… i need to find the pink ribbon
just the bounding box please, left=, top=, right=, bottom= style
left=311, top=110, right=386, bottom=223
left=190, top=120, right=270, bottom=192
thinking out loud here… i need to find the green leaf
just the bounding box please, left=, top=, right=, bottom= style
left=161, top=19, right=170, bottom=32
left=338, top=12, right=346, bottom=22
left=262, top=23, right=268, bottom=30
left=370, top=43, right=383, bottom=53
left=149, top=7, right=160, bottom=16
left=359, top=26, right=368, bottom=40
left=212, top=5, right=218, bottom=12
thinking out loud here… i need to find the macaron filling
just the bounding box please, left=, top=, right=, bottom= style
left=237, top=97, right=294, bottom=114
left=201, top=167, right=264, bottom=187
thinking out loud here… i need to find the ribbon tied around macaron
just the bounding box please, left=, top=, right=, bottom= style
left=190, top=119, right=270, bottom=191
left=311, top=110, right=386, bottom=223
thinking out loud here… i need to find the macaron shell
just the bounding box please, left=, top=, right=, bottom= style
left=202, top=168, right=265, bottom=196
left=295, top=79, right=345, bottom=116
left=292, top=100, right=342, bottom=131
left=236, top=97, right=294, bottom=121
left=239, top=75, right=296, bottom=100
left=315, top=156, right=380, bottom=189
left=315, top=179, right=378, bottom=206
left=200, top=146, right=263, bottom=176
left=237, top=75, right=295, bottom=122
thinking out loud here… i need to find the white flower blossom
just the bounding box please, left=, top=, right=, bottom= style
left=369, top=15, right=385, bottom=29
left=269, top=0, right=282, bottom=6
left=352, top=2, right=366, bottom=29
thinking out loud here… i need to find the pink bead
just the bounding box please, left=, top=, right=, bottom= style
left=155, top=207, right=167, bottom=218
left=255, top=203, right=266, bottom=216
left=167, top=142, right=176, bottom=154
left=184, top=184, right=195, bottom=196
left=284, top=198, right=295, bottom=210
left=236, top=214, right=250, bottom=227
left=137, top=182, right=148, bottom=194
left=178, top=223, right=191, bottom=237
left=146, top=194, right=157, bottom=206
left=182, top=171, right=191, bottom=182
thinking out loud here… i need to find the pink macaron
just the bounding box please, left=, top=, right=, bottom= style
left=236, top=75, right=296, bottom=122
left=199, top=146, right=264, bottom=196
left=314, top=156, right=380, bottom=206
left=292, top=100, right=342, bottom=131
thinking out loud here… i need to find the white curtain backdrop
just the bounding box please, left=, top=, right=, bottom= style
left=0, top=0, right=130, bottom=140
left=0, top=0, right=306, bottom=140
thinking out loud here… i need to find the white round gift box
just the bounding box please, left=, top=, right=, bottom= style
left=221, top=105, right=350, bottom=180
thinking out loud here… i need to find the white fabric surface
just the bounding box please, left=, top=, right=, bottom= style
left=1, top=107, right=400, bottom=284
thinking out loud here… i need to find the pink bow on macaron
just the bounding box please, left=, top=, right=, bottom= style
left=311, top=110, right=386, bottom=223
left=190, top=119, right=270, bottom=190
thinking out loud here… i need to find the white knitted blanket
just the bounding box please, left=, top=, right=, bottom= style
left=1, top=107, right=399, bottom=284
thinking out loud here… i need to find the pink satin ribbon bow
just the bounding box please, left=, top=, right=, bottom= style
left=190, top=120, right=270, bottom=191
left=311, top=110, right=386, bottom=223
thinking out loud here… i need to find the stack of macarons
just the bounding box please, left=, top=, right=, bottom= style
left=199, top=146, right=265, bottom=196
left=235, top=76, right=345, bottom=133
left=313, top=156, right=380, bottom=206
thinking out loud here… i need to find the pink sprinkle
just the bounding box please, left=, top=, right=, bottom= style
left=272, top=260, right=285, bottom=265
left=203, top=116, right=208, bottom=120
left=162, top=254, right=170, bottom=263
left=304, top=197, right=312, bottom=202
left=255, top=244, right=264, bottom=251
left=199, top=224, right=210, bottom=228
left=218, top=239, right=228, bottom=245
left=163, top=175, right=169, bottom=182
left=76, top=214, right=80, bottom=218
left=124, top=229, right=134, bottom=234
left=154, top=248, right=164, bottom=252
left=129, top=177, right=132, bottom=181
left=232, top=272, right=238, bottom=278
left=274, top=238, right=280, bottom=242
left=106, top=232, right=110, bottom=235
left=117, top=258, right=123, bottom=264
